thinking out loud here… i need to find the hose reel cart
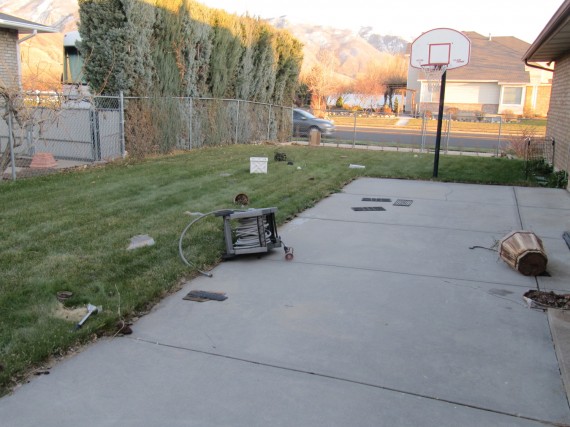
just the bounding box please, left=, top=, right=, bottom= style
left=179, top=206, right=293, bottom=278
left=216, top=207, right=284, bottom=259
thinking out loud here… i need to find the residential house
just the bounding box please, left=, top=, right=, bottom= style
left=406, top=31, right=552, bottom=117
left=0, top=13, right=56, bottom=90
left=523, top=0, right=570, bottom=184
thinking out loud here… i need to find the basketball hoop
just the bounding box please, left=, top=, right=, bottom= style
left=420, top=64, right=447, bottom=92
left=410, top=28, right=471, bottom=178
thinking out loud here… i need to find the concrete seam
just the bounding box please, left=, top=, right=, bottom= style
left=512, top=186, right=525, bottom=229
left=268, top=258, right=534, bottom=290
left=297, top=214, right=515, bottom=236
left=547, top=309, right=570, bottom=414
left=132, top=337, right=569, bottom=427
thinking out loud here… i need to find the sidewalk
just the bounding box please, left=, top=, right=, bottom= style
left=1, top=178, right=569, bottom=426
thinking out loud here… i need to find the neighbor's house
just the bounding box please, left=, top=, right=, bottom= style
left=0, top=13, right=56, bottom=90
left=406, top=32, right=552, bottom=117
left=523, top=0, right=570, bottom=183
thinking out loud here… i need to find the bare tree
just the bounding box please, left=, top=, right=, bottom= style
left=301, top=48, right=341, bottom=116
left=353, top=54, right=407, bottom=110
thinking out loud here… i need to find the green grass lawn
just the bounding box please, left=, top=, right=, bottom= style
left=0, top=144, right=533, bottom=395
left=332, top=116, right=547, bottom=136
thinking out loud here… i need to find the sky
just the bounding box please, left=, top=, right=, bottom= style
left=198, top=0, right=564, bottom=43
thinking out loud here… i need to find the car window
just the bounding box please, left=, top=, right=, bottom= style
left=294, top=110, right=316, bottom=119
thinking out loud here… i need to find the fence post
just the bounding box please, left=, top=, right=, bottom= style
left=267, top=104, right=272, bottom=141
left=189, top=97, right=193, bottom=149
left=496, top=117, right=502, bottom=157
left=235, top=100, right=240, bottom=144
left=8, top=109, right=16, bottom=181
left=351, top=112, right=356, bottom=148
left=524, top=137, right=531, bottom=179
left=421, top=113, right=427, bottom=152
left=119, top=91, right=125, bottom=158
left=90, top=107, right=101, bottom=161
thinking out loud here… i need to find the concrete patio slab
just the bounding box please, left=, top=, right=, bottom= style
left=1, top=178, right=569, bottom=427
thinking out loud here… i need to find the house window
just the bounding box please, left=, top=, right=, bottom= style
left=421, top=82, right=440, bottom=103
left=502, top=87, right=523, bottom=105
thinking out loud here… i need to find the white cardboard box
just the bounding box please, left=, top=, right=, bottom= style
left=250, top=157, right=268, bottom=174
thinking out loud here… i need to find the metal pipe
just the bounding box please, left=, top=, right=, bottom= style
left=119, top=91, right=125, bottom=157
left=267, top=104, right=272, bottom=141
left=497, top=116, right=502, bottom=156
left=188, top=98, right=193, bottom=149
left=352, top=112, right=356, bottom=148
left=235, top=100, right=240, bottom=144
left=433, top=69, right=447, bottom=178
left=8, top=110, right=16, bottom=181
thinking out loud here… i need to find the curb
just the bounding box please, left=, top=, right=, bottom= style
left=548, top=308, right=570, bottom=403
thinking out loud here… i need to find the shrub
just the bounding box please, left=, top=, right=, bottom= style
left=506, top=126, right=536, bottom=158
left=446, top=107, right=459, bottom=120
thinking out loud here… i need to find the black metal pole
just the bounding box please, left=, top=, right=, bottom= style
left=433, top=70, right=447, bottom=178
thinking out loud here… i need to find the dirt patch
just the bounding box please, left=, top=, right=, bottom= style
left=524, top=290, right=570, bottom=309
left=52, top=302, right=86, bottom=323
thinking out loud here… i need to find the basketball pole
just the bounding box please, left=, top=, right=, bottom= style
left=433, top=69, right=447, bottom=178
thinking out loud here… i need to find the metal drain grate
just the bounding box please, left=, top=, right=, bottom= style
left=393, top=199, right=413, bottom=206
left=352, top=207, right=386, bottom=211
left=362, top=198, right=392, bottom=202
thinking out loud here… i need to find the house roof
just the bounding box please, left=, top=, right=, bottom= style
left=0, top=12, right=56, bottom=34
left=446, top=32, right=530, bottom=83
left=523, top=0, right=570, bottom=62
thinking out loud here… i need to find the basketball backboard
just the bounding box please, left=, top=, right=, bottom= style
left=410, top=28, right=471, bottom=69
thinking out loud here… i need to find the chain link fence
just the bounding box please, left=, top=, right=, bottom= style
left=300, top=107, right=547, bottom=157
left=524, top=137, right=555, bottom=180
left=1, top=93, right=293, bottom=181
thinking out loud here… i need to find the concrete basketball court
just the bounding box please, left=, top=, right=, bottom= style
left=1, top=178, right=570, bottom=426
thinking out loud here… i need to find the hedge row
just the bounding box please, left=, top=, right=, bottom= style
left=77, top=0, right=303, bottom=105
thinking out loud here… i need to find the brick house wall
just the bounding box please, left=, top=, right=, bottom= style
left=0, top=28, right=20, bottom=89
left=546, top=54, right=570, bottom=180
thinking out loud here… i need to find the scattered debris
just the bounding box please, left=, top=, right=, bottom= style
left=234, top=193, right=249, bottom=205
left=53, top=302, right=88, bottom=323
left=116, top=320, right=133, bottom=335
left=220, top=172, right=232, bottom=177
left=250, top=157, right=268, bottom=174
left=183, top=290, right=227, bottom=302
left=74, top=304, right=101, bottom=330
left=349, top=164, right=366, bottom=169
left=287, top=161, right=294, bottom=166
left=274, top=152, right=287, bottom=161
left=393, top=199, right=413, bottom=206
left=499, top=231, right=547, bottom=276
left=56, top=291, right=73, bottom=303
left=469, top=245, right=498, bottom=252
left=33, top=370, right=50, bottom=376
left=524, top=290, right=570, bottom=309
left=127, top=234, right=155, bottom=250
left=284, top=246, right=294, bottom=260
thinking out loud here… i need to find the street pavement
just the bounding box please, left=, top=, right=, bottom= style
left=1, top=178, right=570, bottom=426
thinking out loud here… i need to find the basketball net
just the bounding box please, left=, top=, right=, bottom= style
left=420, top=64, right=447, bottom=94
